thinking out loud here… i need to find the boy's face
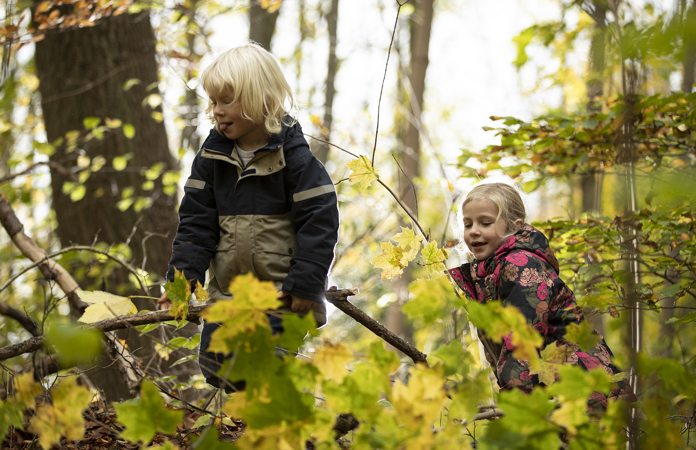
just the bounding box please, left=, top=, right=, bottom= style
left=210, top=94, right=268, bottom=150
left=462, top=199, right=509, bottom=261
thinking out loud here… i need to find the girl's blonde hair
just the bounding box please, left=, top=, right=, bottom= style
left=201, top=42, right=295, bottom=135
left=459, top=182, right=527, bottom=236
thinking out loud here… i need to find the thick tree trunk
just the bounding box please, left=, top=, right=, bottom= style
left=249, top=0, right=280, bottom=50
left=388, top=0, right=434, bottom=353
left=314, top=0, right=339, bottom=164
left=34, top=11, right=180, bottom=400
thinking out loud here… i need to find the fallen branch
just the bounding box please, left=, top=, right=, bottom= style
left=0, top=194, right=87, bottom=313
left=1, top=287, right=429, bottom=367
left=325, top=286, right=428, bottom=365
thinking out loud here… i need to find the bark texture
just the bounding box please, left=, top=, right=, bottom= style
left=388, top=0, right=434, bottom=350
left=249, top=0, right=280, bottom=50
left=314, top=0, right=339, bottom=164
left=35, top=11, right=179, bottom=285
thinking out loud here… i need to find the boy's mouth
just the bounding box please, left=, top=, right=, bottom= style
left=219, top=122, right=231, bottom=132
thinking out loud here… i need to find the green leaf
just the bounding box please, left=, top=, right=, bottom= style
left=420, top=241, right=450, bottom=276
left=113, top=156, right=128, bottom=171
left=83, top=117, right=101, bottom=129
left=45, top=322, right=103, bottom=366
left=665, top=311, right=696, bottom=324
left=69, top=185, right=86, bottom=202
left=191, top=426, right=235, bottom=448
left=0, top=400, right=25, bottom=443
left=164, top=269, right=191, bottom=321
left=347, top=155, right=379, bottom=189
left=123, top=78, right=141, bottom=91
left=123, top=124, right=135, bottom=139
left=564, top=321, right=600, bottom=351
left=114, top=379, right=184, bottom=444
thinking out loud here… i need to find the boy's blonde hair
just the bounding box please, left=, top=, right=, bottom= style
left=459, top=182, right=527, bottom=236
left=201, top=43, right=295, bottom=135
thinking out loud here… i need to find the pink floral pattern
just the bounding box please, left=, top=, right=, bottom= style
left=448, top=224, right=637, bottom=410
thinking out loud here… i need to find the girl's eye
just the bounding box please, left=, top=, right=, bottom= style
left=463, top=224, right=472, bottom=228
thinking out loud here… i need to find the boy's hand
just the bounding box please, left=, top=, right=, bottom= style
left=157, top=292, right=172, bottom=310
left=278, top=291, right=315, bottom=312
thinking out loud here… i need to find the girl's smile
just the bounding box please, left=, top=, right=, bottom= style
left=462, top=199, right=513, bottom=260
left=210, top=95, right=268, bottom=151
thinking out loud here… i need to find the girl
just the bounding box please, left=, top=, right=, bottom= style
left=448, top=183, right=635, bottom=409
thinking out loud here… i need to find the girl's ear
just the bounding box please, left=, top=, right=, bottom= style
left=514, top=219, right=524, bottom=229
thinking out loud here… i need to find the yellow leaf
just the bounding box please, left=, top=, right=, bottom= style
left=15, top=372, right=43, bottom=407
left=392, top=227, right=423, bottom=265
left=201, top=273, right=282, bottom=352
left=194, top=281, right=209, bottom=302
left=548, top=398, right=589, bottom=435
left=420, top=241, right=450, bottom=276
left=347, top=155, right=379, bottom=190
left=77, top=290, right=138, bottom=323
left=369, top=241, right=406, bottom=280
left=390, top=364, right=447, bottom=427
left=29, top=377, right=92, bottom=450
left=313, top=341, right=353, bottom=383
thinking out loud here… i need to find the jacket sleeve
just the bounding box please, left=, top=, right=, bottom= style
left=281, top=149, right=339, bottom=302
left=166, top=150, right=219, bottom=289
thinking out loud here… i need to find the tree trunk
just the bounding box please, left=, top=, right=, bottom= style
left=34, top=11, right=179, bottom=400
left=388, top=0, right=434, bottom=353
left=314, top=0, right=339, bottom=165
left=249, top=0, right=280, bottom=50
left=682, top=2, right=696, bottom=93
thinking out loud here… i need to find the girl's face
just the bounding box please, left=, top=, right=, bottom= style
left=209, top=94, right=268, bottom=151
left=462, top=199, right=519, bottom=261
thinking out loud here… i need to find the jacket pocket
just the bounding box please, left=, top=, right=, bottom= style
left=252, top=213, right=297, bottom=282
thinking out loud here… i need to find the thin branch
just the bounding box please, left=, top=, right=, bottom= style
left=0, top=161, right=78, bottom=185
left=304, top=134, right=359, bottom=158
left=0, top=245, right=149, bottom=297
left=392, top=154, right=419, bottom=222
left=376, top=179, right=427, bottom=238
left=371, top=0, right=410, bottom=166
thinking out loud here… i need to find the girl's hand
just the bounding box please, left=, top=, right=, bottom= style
left=278, top=291, right=315, bottom=312
left=158, top=292, right=172, bottom=310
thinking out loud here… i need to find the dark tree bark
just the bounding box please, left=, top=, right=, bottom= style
left=34, top=11, right=180, bottom=400
left=249, top=0, right=280, bottom=50
left=314, top=0, right=339, bottom=165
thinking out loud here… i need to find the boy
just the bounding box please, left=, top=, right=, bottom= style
left=158, top=43, right=339, bottom=391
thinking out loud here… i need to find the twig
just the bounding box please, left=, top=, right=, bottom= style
left=304, top=134, right=359, bottom=158
left=376, top=179, right=427, bottom=238
left=371, top=0, right=410, bottom=166
left=0, top=161, right=78, bottom=185
left=392, top=154, right=419, bottom=222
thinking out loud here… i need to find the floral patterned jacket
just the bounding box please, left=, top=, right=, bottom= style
left=448, top=224, right=635, bottom=409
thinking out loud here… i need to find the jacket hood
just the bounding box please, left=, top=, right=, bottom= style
left=450, top=224, right=560, bottom=288
left=203, top=116, right=305, bottom=155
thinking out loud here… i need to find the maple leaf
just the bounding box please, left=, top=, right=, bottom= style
left=370, top=241, right=406, bottom=280
left=313, top=341, right=353, bottom=383
left=420, top=241, right=450, bottom=276
left=77, top=290, right=137, bottom=323
left=466, top=300, right=543, bottom=363
left=391, top=227, right=423, bottom=264
left=0, top=399, right=25, bottom=443
left=165, top=269, right=191, bottom=321
left=347, top=155, right=379, bottom=190
left=548, top=398, right=589, bottom=435
left=29, top=377, right=93, bottom=450
left=201, top=273, right=282, bottom=353
left=14, top=372, right=43, bottom=407
left=115, top=379, right=184, bottom=444
left=390, top=364, right=447, bottom=428
left=194, top=280, right=209, bottom=303
left=46, top=322, right=103, bottom=366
